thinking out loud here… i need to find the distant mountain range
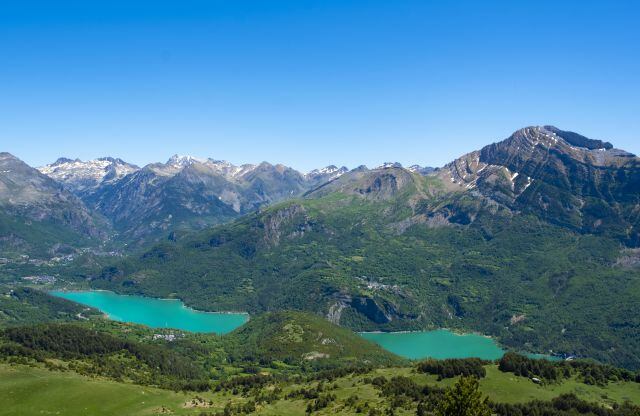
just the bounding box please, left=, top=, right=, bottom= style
left=38, top=156, right=139, bottom=196
left=0, top=150, right=433, bottom=253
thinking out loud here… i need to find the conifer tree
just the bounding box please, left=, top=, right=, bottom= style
left=436, top=376, right=491, bottom=416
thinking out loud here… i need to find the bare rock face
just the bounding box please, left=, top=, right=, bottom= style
left=86, top=161, right=240, bottom=243
left=240, top=162, right=309, bottom=206
left=350, top=296, right=394, bottom=324
left=543, top=126, right=613, bottom=150
left=305, top=165, right=349, bottom=186
left=431, top=126, right=640, bottom=245
left=356, top=171, right=407, bottom=199
left=407, top=165, right=435, bottom=175
left=616, top=248, right=640, bottom=269
left=261, top=203, right=312, bottom=246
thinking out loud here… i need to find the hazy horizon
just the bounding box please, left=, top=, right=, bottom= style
left=5, top=123, right=634, bottom=173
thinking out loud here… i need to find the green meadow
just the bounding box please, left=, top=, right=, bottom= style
left=2, top=363, right=638, bottom=416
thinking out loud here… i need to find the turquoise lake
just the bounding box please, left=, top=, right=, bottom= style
left=50, top=290, right=248, bottom=334
left=51, top=290, right=557, bottom=360
left=360, top=329, right=505, bottom=360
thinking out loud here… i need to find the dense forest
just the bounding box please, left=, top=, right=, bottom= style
left=416, top=358, right=488, bottom=380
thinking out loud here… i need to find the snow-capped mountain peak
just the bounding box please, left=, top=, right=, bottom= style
left=376, top=162, right=403, bottom=169
left=201, top=158, right=257, bottom=179
left=166, top=154, right=205, bottom=167
left=305, top=165, right=349, bottom=182
left=38, top=157, right=139, bottom=195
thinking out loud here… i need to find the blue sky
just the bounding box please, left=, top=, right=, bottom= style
left=1, top=1, right=639, bottom=171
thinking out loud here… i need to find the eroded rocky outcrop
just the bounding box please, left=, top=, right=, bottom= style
left=261, top=203, right=317, bottom=246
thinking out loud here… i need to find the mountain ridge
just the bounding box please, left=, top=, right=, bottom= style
left=38, top=156, right=139, bottom=196
left=6, top=125, right=636, bottom=251
left=36, top=153, right=435, bottom=246
left=0, top=152, right=108, bottom=257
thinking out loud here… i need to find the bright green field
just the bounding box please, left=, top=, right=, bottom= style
left=0, top=364, right=204, bottom=416
left=1, top=364, right=639, bottom=416
left=373, top=366, right=640, bottom=407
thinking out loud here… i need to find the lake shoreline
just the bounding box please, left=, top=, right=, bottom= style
left=50, top=288, right=249, bottom=316
left=51, top=289, right=561, bottom=361
left=359, top=328, right=493, bottom=339
left=360, top=329, right=561, bottom=361
left=49, top=289, right=248, bottom=334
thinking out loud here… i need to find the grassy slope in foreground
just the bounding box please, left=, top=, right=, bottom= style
left=0, top=364, right=194, bottom=416
left=1, top=363, right=639, bottom=416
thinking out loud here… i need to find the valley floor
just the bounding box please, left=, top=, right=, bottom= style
left=1, top=363, right=639, bottom=416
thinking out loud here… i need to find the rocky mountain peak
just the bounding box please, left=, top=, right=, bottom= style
left=52, top=157, right=79, bottom=165
left=376, top=162, right=403, bottom=169
left=306, top=164, right=419, bottom=201
left=479, top=126, right=636, bottom=170
left=434, top=125, right=634, bottom=194
left=200, top=158, right=256, bottom=179
left=407, top=165, right=435, bottom=175
left=166, top=154, right=204, bottom=168
left=273, top=163, right=289, bottom=173
left=38, top=156, right=139, bottom=196
left=0, top=152, right=22, bottom=162
left=431, top=125, right=640, bottom=244
left=255, top=161, right=275, bottom=170
left=305, top=165, right=349, bottom=183
left=1, top=152, right=36, bottom=178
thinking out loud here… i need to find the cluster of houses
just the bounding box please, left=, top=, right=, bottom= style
left=0, top=247, right=122, bottom=268
left=151, top=333, right=185, bottom=342
left=22, top=275, right=57, bottom=284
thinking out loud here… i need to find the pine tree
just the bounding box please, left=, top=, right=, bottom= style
left=435, top=376, right=491, bottom=416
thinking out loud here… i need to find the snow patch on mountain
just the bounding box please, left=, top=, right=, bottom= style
left=202, top=159, right=257, bottom=179
left=305, top=165, right=349, bottom=181
left=166, top=154, right=205, bottom=167
left=38, top=157, right=139, bottom=194
left=407, top=165, right=435, bottom=175
left=376, top=162, right=403, bottom=169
